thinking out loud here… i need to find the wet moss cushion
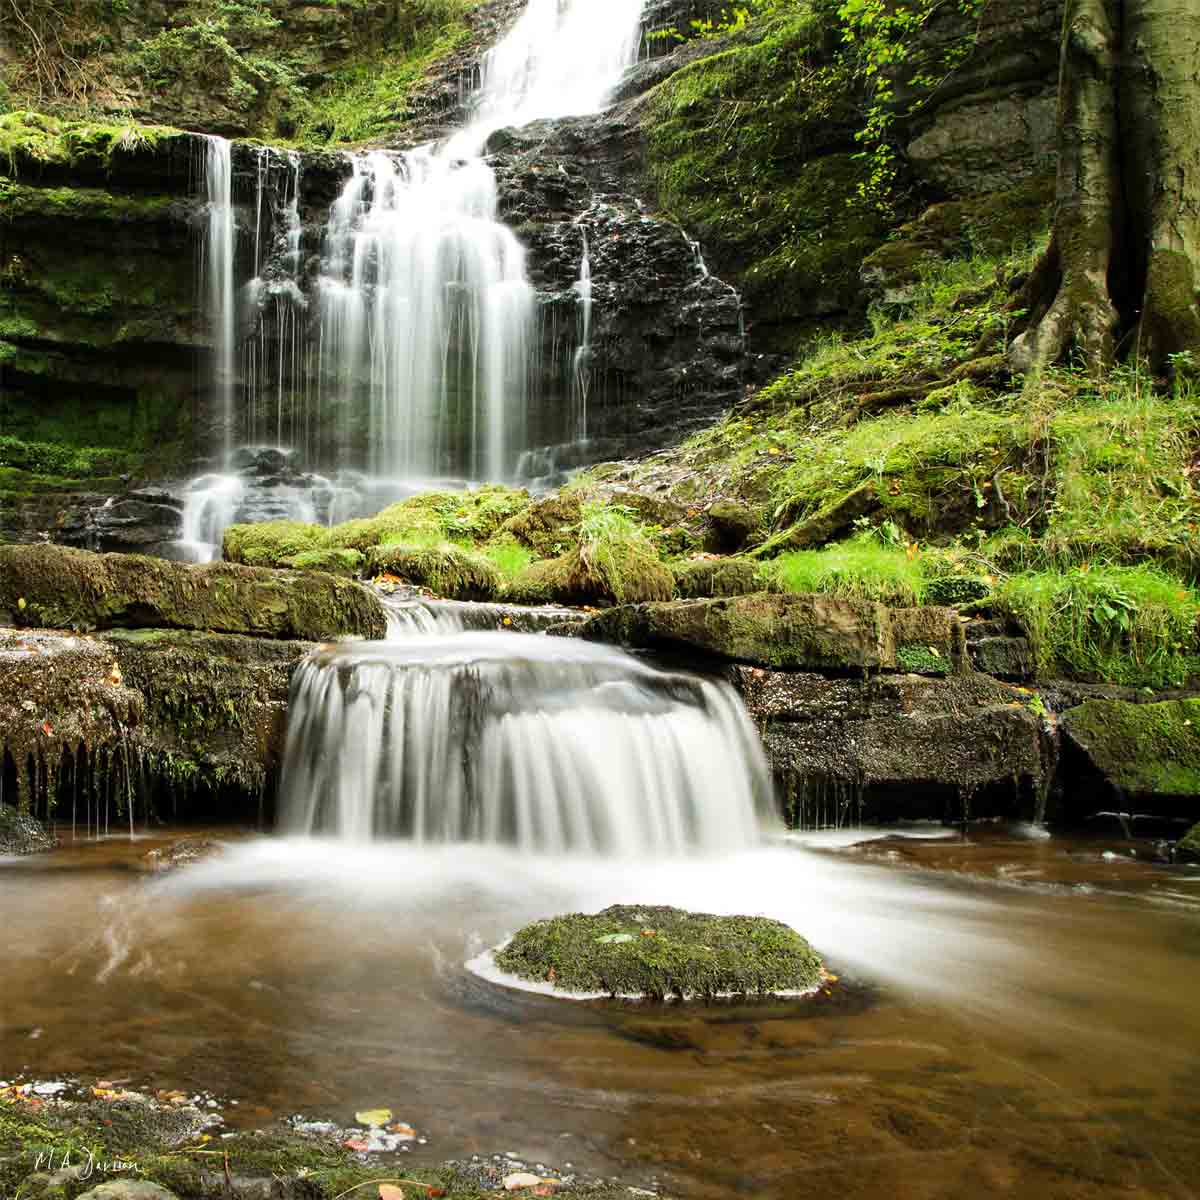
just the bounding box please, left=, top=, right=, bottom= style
left=494, top=905, right=823, bottom=1000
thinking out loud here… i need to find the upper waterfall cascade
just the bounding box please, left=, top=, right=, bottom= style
left=199, top=0, right=649, bottom=489
left=279, top=632, right=775, bottom=855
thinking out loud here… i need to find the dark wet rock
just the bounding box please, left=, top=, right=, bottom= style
left=734, top=668, right=1050, bottom=824
left=1060, top=699, right=1200, bottom=815
left=493, top=904, right=823, bottom=999
left=0, top=544, right=386, bottom=641
left=579, top=593, right=967, bottom=674
left=704, top=500, right=759, bottom=553
left=0, top=802, right=55, bottom=855
left=967, top=633, right=1034, bottom=681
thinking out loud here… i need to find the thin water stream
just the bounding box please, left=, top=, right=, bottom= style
left=3, top=830, right=1199, bottom=1198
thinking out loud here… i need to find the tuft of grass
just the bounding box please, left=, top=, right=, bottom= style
left=573, top=500, right=675, bottom=605
left=765, top=531, right=927, bottom=606
left=481, top=537, right=534, bottom=581
left=994, top=563, right=1200, bottom=687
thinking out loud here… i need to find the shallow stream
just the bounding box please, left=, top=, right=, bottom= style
left=4, top=829, right=1199, bottom=1198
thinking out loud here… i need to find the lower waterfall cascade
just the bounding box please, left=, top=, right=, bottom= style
left=278, top=630, right=776, bottom=855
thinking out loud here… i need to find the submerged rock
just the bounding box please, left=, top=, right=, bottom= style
left=0, top=544, right=386, bottom=641
left=0, top=803, right=55, bottom=855
left=1061, top=699, right=1200, bottom=810
left=494, top=904, right=823, bottom=1000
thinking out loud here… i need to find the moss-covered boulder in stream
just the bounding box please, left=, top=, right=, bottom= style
left=0, top=804, right=55, bottom=855
left=494, top=905, right=823, bottom=1000
left=0, top=544, right=385, bottom=640
left=1179, top=823, right=1200, bottom=861
left=1061, top=699, right=1200, bottom=804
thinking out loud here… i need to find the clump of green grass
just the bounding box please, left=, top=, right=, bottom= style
left=994, top=563, right=1200, bottom=687
left=573, top=500, right=675, bottom=605
left=296, top=0, right=479, bottom=145
left=765, top=531, right=928, bottom=606
left=481, top=536, right=534, bottom=581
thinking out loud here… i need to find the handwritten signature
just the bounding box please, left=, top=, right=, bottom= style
left=32, top=1150, right=138, bottom=1179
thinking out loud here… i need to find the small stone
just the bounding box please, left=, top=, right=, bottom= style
left=503, top=1173, right=542, bottom=1192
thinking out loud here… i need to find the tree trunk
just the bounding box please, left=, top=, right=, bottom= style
left=1010, top=0, right=1200, bottom=376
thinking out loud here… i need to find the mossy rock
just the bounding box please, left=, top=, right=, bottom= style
left=1061, top=699, right=1200, bottom=801
left=672, top=558, right=765, bottom=599
left=704, top=500, right=760, bottom=553
left=506, top=545, right=674, bottom=609
left=0, top=544, right=385, bottom=641
left=223, top=521, right=328, bottom=567
left=1179, top=822, right=1200, bottom=861
left=581, top=592, right=892, bottom=670
left=368, top=543, right=500, bottom=601
left=494, top=905, right=823, bottom=1000
left=498, top=491, right=583, bottom=556
left=0, top=803, right=55, bottom=855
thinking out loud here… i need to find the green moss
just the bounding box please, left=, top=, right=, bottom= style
left=1061, top=699, right=1200, bottom=798
left=0, top=1097, right=631, bottom=1200
left=495, top=904, right=823, bottom=1000
left=223, top=520, right=328, bottom=568
left=895, top=643, right=949, bottom=675
left=285, top=548, right=364, bottom=577
left=645, top=4, right=889, bottom=345
left=0, top=182, right=179, bottom=224
left=0, top=111, right=178, bottom=174
left=0, top=437, right=135, bottom=478
left=505, top=501, right=674, bottom=607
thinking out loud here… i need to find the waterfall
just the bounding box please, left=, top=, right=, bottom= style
left=279, top=633, right=774, bottom=854
left=571, top=229, right=592, bottom=439
left=316, top=0, right=647, bottom=481
left=202, top=136, right=236, bottom=457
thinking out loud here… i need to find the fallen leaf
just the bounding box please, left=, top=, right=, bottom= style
left=42, top=721, right=52, bottom=736
left=356, top=1108, right=393, bottom=1127
left=343, top=1139, right=370, bottom=1152
left=17, top=597, right=26, bottom=610
left=379, top=1185, right=406, bottom=1200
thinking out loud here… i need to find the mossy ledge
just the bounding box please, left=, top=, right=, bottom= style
left=0, top=544, right=385, bottom=641
left=493, top=905, right=824, bottom=1001
left=1061, top=699, right=1200, bottom=802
